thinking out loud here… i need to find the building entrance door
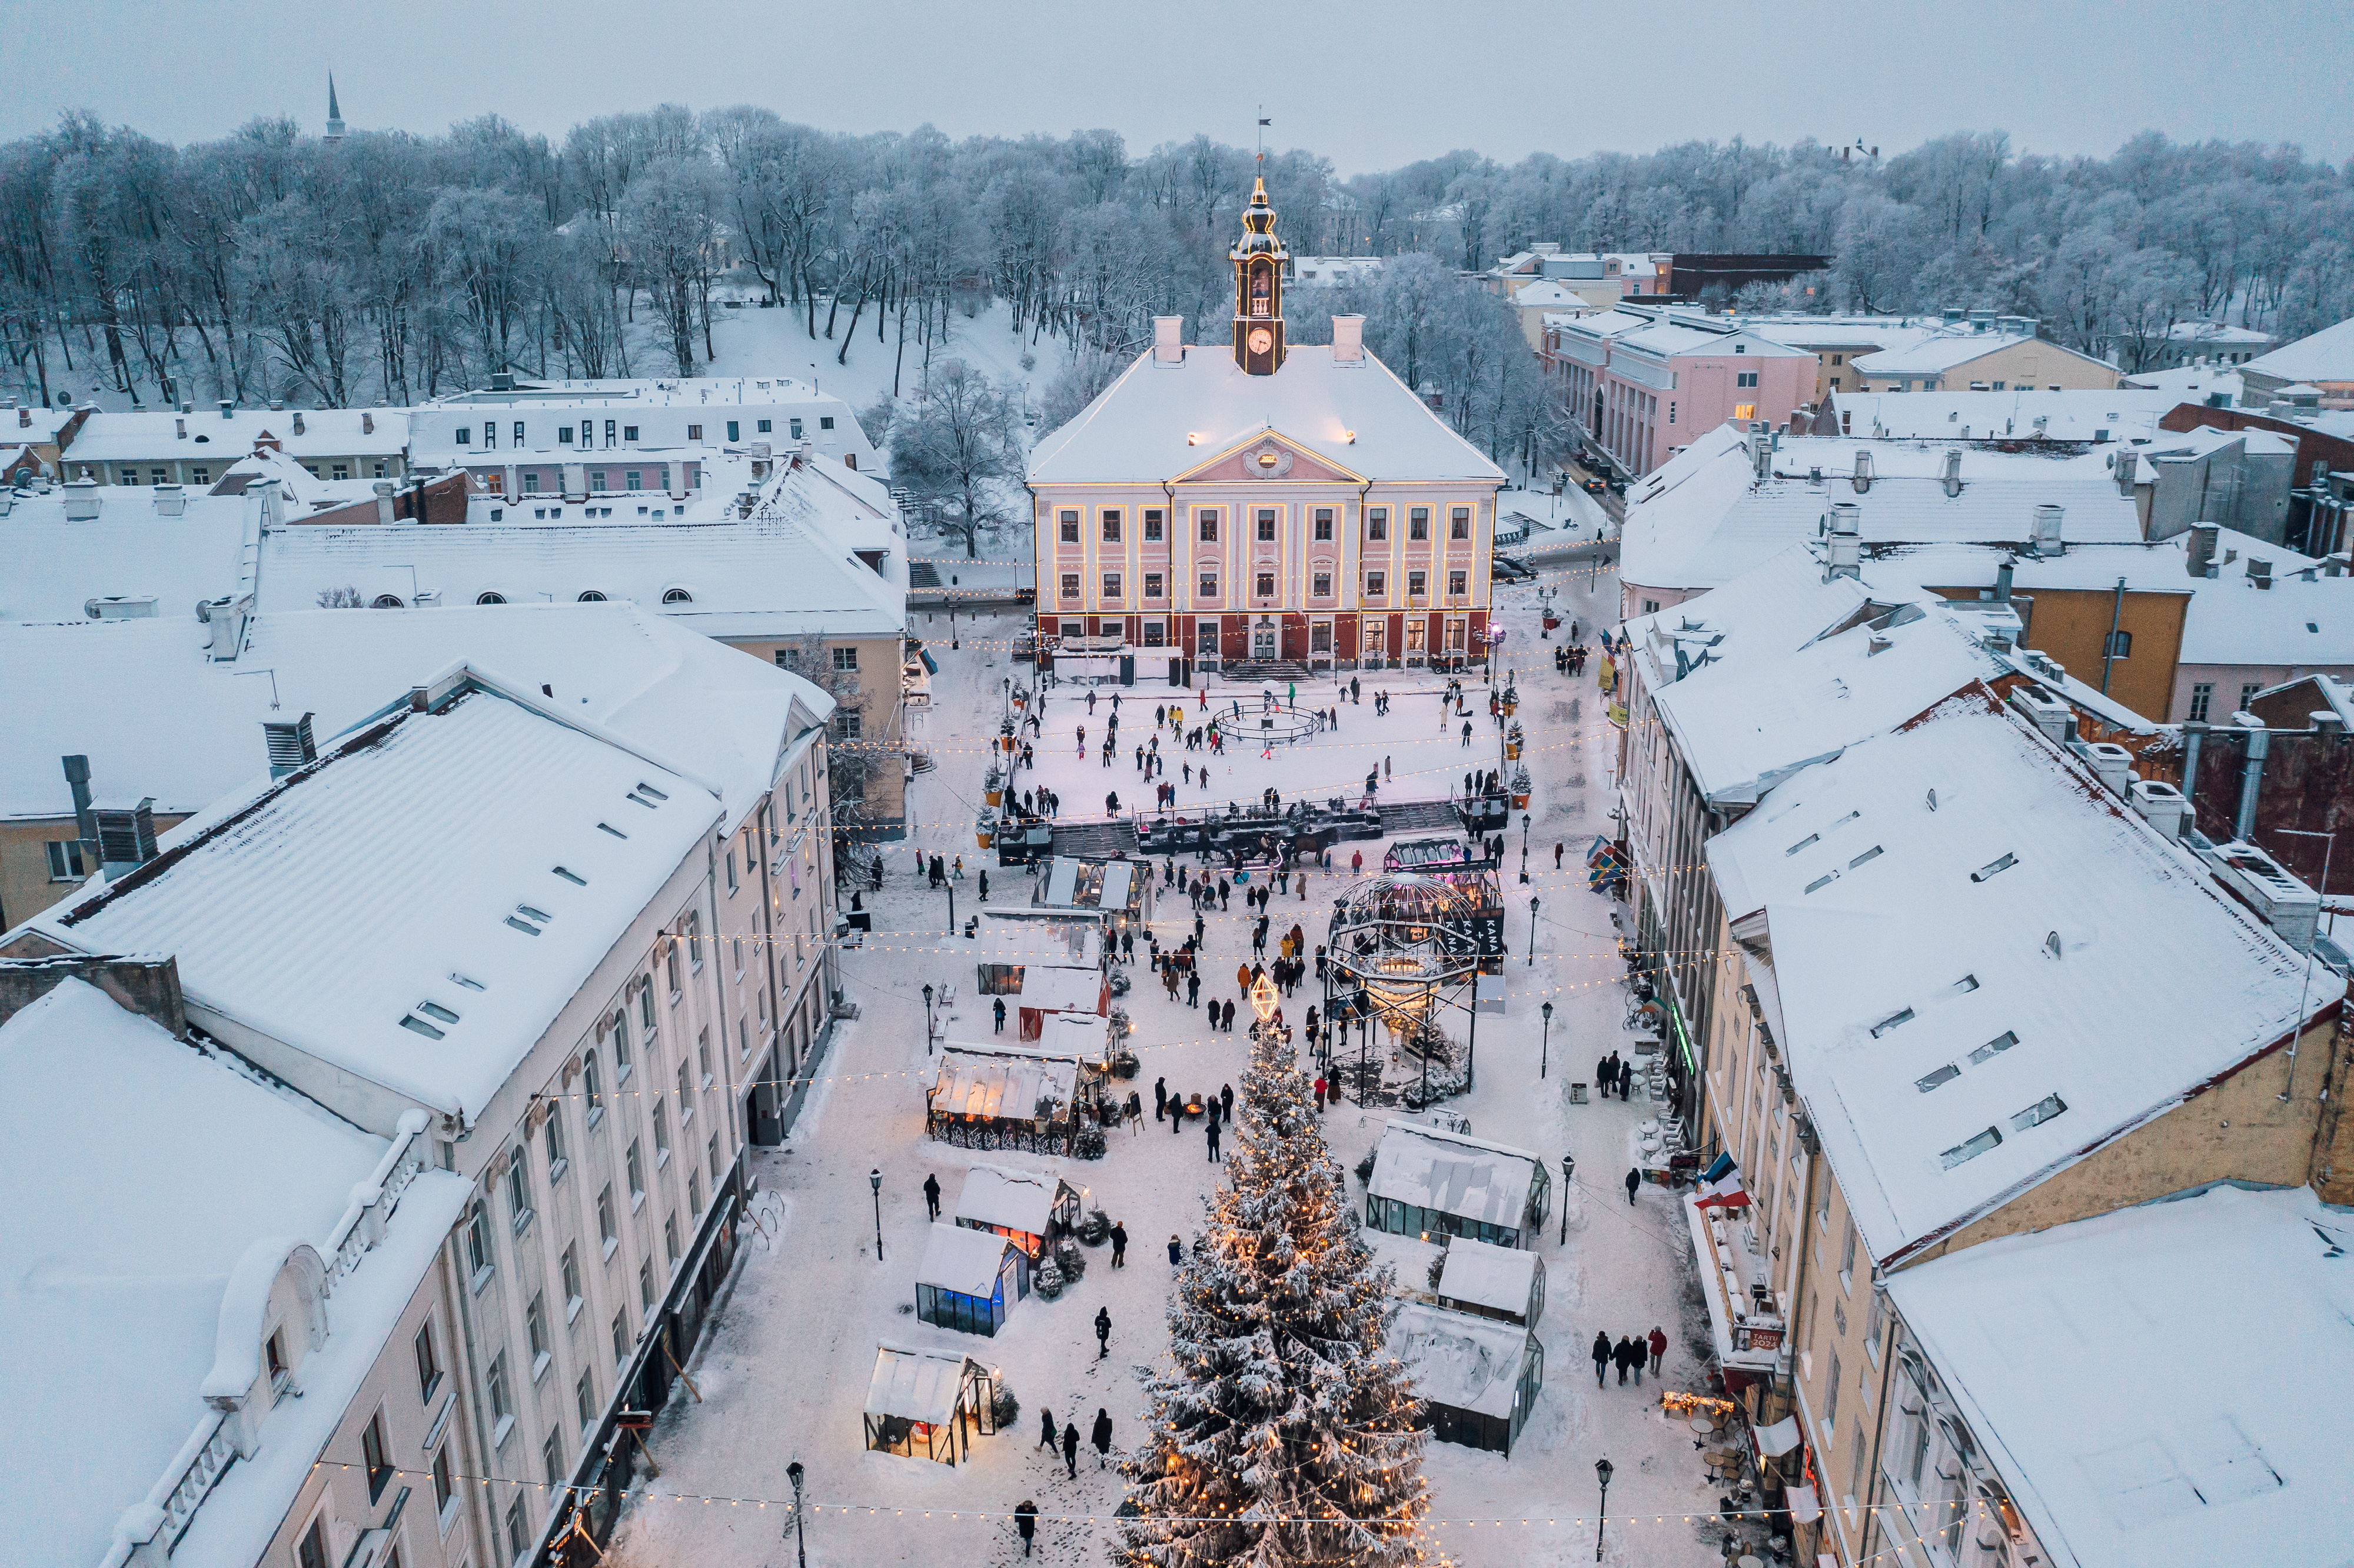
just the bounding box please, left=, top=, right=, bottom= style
left=1252, top=620, right=1277, bottom=661
left=1404, top=619, right=1427, bottom=667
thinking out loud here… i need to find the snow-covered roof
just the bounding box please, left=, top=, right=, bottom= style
left=1620, top=428, right=2138, bottom=596
left=1387, top=1303, right=1534, bottom=1419
left=866, top=1341, right=977, bottom=1424
left=0, top=978, right=470, bottom=1568
left=2117, top=363, right=2243, bottom=401
left=1368, top=1120, right=1541, bottom=1230
left=1361, top=1229, right=1443, bottom=1297
left=932, top=1046, right=1081, bottom=1124
left=0, top=485, right=250, bottom=622
left=0, top=604, right=827, bottom=831
left=26, top=675, right=723, bottom=1123
left=2242, top=314, right=2354, bottom=385
left=2165, top=320, right=2273, bottom=345
left=1038, top=857, right=1145, bottom=914
left=916, top=1222, right=1016, bottom=1298
left=1034, top=1011, right=1110, bottom=1060
left=64, top=407, right=409, bottom=462
left=1511, top=279, right=1601, bottom=309
left=1853, top=326, right=2059, bottom=376
left=1887, top=1184, right=2354, bottom=1568
left=1026, top=342, right=1505, bottom=487
left=953, top=1163, right=1074, bottom=1236
left=1012, top=966, right=1108, bottom=1014
left=1826, top=389, right=2194, bottom=444
left=1435, top=1237, right=1538, bottom=1316
left=975, top=911, right=1106, bottom=968
left=1706, top=701, right=2331, bottom=1264
left=427, top=374, right=842, bottom=411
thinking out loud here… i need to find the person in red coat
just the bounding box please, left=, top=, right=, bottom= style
left=1647, top=1325, right=1668, bottom=1377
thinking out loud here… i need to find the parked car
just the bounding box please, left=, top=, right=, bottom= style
left=1492, top=555, right=1537, bottom=582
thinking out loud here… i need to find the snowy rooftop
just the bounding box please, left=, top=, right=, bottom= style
left=1368, top=1120, right=1542, bottom=1230
left=932, top=1046, right=1082, bottom=1124
left=1852, top=325, right=2045, bottom=375
left=1888, top=1184, right=2354, bottom=1568
left=1434, top=1237, right=1538, bottom=1316
left=1038, top=857, right=1145, bottom=914
left=974, top=910, right=1106, bottom=968
left=0, top=485, right=250, bottom=622
left=62, top=406, right=410, bottom=463
left=1009, top=966, right=1109, bottom=1015
left=953, top=1163, right=1075, bottom=1237
left=2243, top=314, right=2354, bottom=384
left=1826, top=389, right=2195, bottom=444
left=0, top=603, right=828, bottom=833
left=916, top=1222, right=1017, bottom=1298
left=1620, top=427, right=2138, bottom=595
left=1026, top=341, right=1505, bottom=486
left=0, top=978, right=470, bottom=1568
left=1707, top=700, right=2330, bottom=1264
left=1387, top=1303, right=1534, bottom=1419
left=27, top=675, right=723, bottom=1123
left=2118, top=364, right=2245, bottom=402
left=426, top=374, right=847, bottom=410
left=866, top=1342, right=977, bottom=1424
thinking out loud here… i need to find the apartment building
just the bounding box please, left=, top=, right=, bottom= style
left=8, top=658, right=836, bottom=1568
left=63, top=403, right=410, bottom=487
left=0, top=963, right=482, bottom=1568
left=408, top=374, right=880, bottom=481
left=1545, top=305, right=1816, bottom=478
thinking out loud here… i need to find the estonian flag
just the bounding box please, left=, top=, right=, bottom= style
left=1697, top=1153, right=1750, bottom=1209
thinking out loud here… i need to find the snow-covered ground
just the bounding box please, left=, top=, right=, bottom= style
left=606, top=561, right=1730, bottom=1567
left=704, top=295, right=1075, bottom=427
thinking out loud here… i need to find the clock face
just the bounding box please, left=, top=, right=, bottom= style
left=1248, top=328, right=1273, bottom=355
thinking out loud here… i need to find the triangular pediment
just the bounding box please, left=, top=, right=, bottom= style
left=1171, top=428, right=1364, bottom=485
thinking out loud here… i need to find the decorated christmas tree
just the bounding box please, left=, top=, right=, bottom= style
left=1118, top=1020, right=1428, bottom=1568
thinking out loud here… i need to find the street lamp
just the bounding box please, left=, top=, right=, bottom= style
left=786, top=1460, right=808, bottom=1568
left=868, top=1168, right=884, bottom=1261
left=1594, top=1457, right=1614, bottom=1562
left=922, top=983, right=935, bottom=1054
left=1560, top=1153, right=1575, bottom=1245
left=1528, top=894, right=1541, bottom=967
left=1541, top=999, right=1554, bottom=1078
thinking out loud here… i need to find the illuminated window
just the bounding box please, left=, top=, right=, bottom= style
left=1059, top=510, right=1079, bottom=543
left=1102, top=572, right=1122, bottom=599
left=1144, top=572, right=1163, bottom=599
left=1408, top=508, right=1429, bottom=541
left=1366, top=508, right=1388, bottom=541
left=1198, top=509, right=1219, bottom=541
left=1365, top=570, right=1386, bottom=597
left=1407, top=571, right=1426, bottom=598
left=1313, top=508, right=1334, bottom=540
left=1198, top=572, right=1218, bottom=599
left=1102, top=509, right=1121, bottom=542
left=1059, top=573, right=1079, bottom=598
left=1449, top=507, right=1470, bottom=540
left=1449, top=570, right=1467, bottom=596
left=1255, top=571, right=1275, bottom=597
left=1312, top=572, right=1332, bottom=596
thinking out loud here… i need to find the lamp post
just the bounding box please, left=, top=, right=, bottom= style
left=1560, top=1153, right=1574, bottom=1245
left=1541, top=999, right=1554, bottom=1078
left=946, top=881, right=956, bottom=938
left=868, top=1168, right=884, bottom=1261
left=1594, top=1457, right=1614, bottom=1562
left=2272, top=825, right=2335, bottom=1103
left=1529, top=894, right=1541, bottom=966
left=922, top=983, right=935, bottom=1055
left=786, top=1460, right=808, bottom=1568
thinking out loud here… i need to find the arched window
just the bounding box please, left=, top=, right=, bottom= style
left=476, top=591, right=507, bottom=605
left=371, top=594, right=404, bottom=610
left=662, top=588, right=693, bottom=605
left=578, top=590, right=607, bottom=602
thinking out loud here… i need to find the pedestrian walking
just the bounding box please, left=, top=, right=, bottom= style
left=1186, top=971, right=1200, bottom=1008
left=1206, top=1114, right=1222, bottom=1161
left=923, top=1171, right=942, bottom=1221
left=1219, top=1082, right=1235, bottom=1122
left=1095, top=1306, right=1112, bottom=1359
left=1039, top=1407, right=1058, bottom=1452
left=1062, top=1420, right=1080, bottom=1478
left=1015, top=1500, right=1038, bottom=1557
left=1648, top=1325, right=1668, bottom=1377
left=1619, top=1061, right=1632, bottom=1101
left=1614, top=1335, right=1636, bottom=1386
left=1628, top=1333, right=1646, bottom=1386
left=1592, top=1330, right=1612, bottom=1387
left=1168, top=1233, right=1183, bottom=1267
left=1461, top=721, right=1472, bottom=747
left=1153, top=1077, right=1168, bottom=1120
left=1092, top=1407, right=1113, bottom=1467
left=1625, top=1166, right=1642, bottom=1204
left=1221, top=998, right=1236, bottom=1031
left=1110, top=1221, right=1128, bottom=1267
left=993, top=997, right=1007, bottom=1034
left=1554, top=841, right=1565, bottom=870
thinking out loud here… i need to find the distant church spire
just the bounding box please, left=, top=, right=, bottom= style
left=324, top=76, right=346, bottom=142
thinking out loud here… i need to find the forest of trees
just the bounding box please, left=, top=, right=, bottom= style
left=5, top=106, right=2349, bottom=450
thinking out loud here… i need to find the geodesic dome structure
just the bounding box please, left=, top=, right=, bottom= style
left=1325, top=874, right=1482, bottom=1035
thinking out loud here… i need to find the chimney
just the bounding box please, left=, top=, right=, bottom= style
left=152, top=484, right=185, bottom=517
left=1824, top=501, right=1862, bottom=581
left=179, top=401, right=192, bottom=415
left=2313, top=710, right=2346, bottom=737
left=15, top=406, right=27, bottom=429
left=2127, top=778, right=2189, bottom=840
left=2031, top=504, right=2065, bottom=557
left=373, top=480, right=395, bottom=526
left=62, top=478, right=101, bottom=521
left=292, top=411, right=305, bottom=436
left=2080, top=740, right=2134, bottom=796
left=1329, top=314, right=1365, bottom=365
left=61, top=755, right=97, bottom=868
left=264, top=713, right=317, bottom=778
left=1752, top=436, right=1772, bottom=485
left=175, top=417, right=186, bottom=440
left=247, top=477, right=282, bottom=530
left=1941, top=447, right=1963, bottom=498
left=2327, top=552, right=2352, bottom=579
left=2250, top=558, right=2273, bottom=590
left=220, top=400, right=234, bottom=420
left=1850, top=450, right=1873, bottom=494
left=94, top=797, right=159, bottom=881
left=2115, top=450, right=2139, bottom=497
left=2008, top=684, right=2074, bottom=745
left=363, top=411, right=375, bottom=435
left=2234, top=717, right=2269, bottom=841
left=2186, top=522, right=2219, bottom=578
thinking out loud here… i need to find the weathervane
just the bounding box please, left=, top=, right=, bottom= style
left=1256, top=107, right=1270, bottom=167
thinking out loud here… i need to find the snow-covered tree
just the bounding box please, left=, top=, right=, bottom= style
left=1118, top=1022, right=1427, bottom=1568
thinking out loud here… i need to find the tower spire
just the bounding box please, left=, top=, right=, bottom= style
left=324, top=75, right=346, bottom=142
left=1231, top=167, right=1288, bottom=375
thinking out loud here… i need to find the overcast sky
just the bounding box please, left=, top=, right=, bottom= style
left=9, top=0, right=2349, bottom=169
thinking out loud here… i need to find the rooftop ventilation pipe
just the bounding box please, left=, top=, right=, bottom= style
left=220, top=400, right=234, bottom=420
left=2235, top=720, right=2269, bottom=841
left=1993, top=560, right=2014, bottom=603
left=264, top=713, right=317, bottom=778
left=94, top=798, right=158, bottom=881
left=61, top=756, right=97, bottom=867
left=1152, top=315, right=1186, bottom=366
left=1850, top=450, right=1873, bottom=494
left=153, top=484, right=185, bottom=517
left=1941, top=448, right=1963, bottom=498
left=2031, top=504, right=2065, bottom=557
left=2128, top=778, right=2189, bottom=840
left=62, top=479, right=102, bottom=521
left=2250, top=558, right=2273, bottom=591
left=2187, top=522, right=2219, bottom=578
left=1824, top=501, right=1862, bottom=581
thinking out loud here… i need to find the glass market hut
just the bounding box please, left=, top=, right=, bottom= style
left=1366, top=1120, right=1551, bottom=1249
left=1388, top=1302, right=1544, bottom=1456
left=928, top=1042, right=1100, bottom=1154
left=975, top=908, right=1109, bottom=994
left=916, top=1221, right=1029, bottom=1336
left=1433, top=1236, right=1546, bottom=1327
left=953, top=1162, right=1084, bottom=1258
left=863, top=1341, right=998, bottom=1464
left=1034, top=855, right=1155, bottom=931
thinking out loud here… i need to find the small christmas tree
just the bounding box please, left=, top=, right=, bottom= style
left=1118, top=1023, right=1428, bottom=1568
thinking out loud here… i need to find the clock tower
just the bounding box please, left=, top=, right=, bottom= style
left=1231, top=175, right=1288, bottom=375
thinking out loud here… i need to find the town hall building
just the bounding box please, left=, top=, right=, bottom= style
left=1026, top=179, right=1507, bottom=674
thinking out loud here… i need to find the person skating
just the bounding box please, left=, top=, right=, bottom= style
left=1648, top=1325, right=1668, bottom=1377
left=1092, top=1407, right=1114, bottom=1467
left=1062, top=1419, right=1080, bottom=1479
left=1625, top=1166, right=1642, bottom=1204
left=1015, top=1500, right=1038, bottom=1557
left=1110, top=1220, right=1128, bottom=1267
left=1095, top=1306, right=1112, bottom=1359
left=923, top=1171, right=942, bottom=1221
left=1039, top=1407, right=1058, bottom=1452
left=1205, top=1113, right=1222, bottom=1161
left=1592, top=1330, right=1612, bottom=1387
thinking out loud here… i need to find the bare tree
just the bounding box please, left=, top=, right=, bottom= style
left=888, top=358, right=1023, bottom=558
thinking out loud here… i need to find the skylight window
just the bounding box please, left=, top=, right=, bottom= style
left=418, top=1001, right=460, bottom=1024
left=517, top=904, right=552, bottom=923
left=598, top=823, right=628, bottom=839
left=1848, top=845, right=1884, bottom=869
left=400, top=1014, right=446, bottom=1040
left=1968, top=1030, right=2018, bottom=1064
left=451, top=973, right=486, bottom=991
left=505, top=917, right=543, bottom=936
left=1939, top=1127, right=2003, bottom=1168
left=1803, top=872, right=1838, bottom=894
left=633, top=783, right=670, bottom=802
left=553, top=866, right=587, bottom=885
left=2009, top=1093, right=2067, bottom=1131
left=1951, top=974, right=1979, bottom=994
left=1970, top=853, right=2018, bottom=883
left=1915, top=1064, right=1961, bottom=1092
left=1787, top=833, right=1820, bottom=856
left=1870, top=1007, right=1916, bottom=1038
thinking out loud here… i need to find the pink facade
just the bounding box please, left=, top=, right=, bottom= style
left=1544, top=308, right=1816, bottom=478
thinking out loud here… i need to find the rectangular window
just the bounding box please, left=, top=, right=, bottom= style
left=1256, top=508, right=1276, bottom=542
left=1313, top=508, right=1334, bottom=540
left=523, top=472, right=540, bottom=494
left=414, top=1321, right=443, bottom=1403
left=1255, top=571, right=1275, bottom=598
left=488, top=1351, right=511, bottom=1424
left=456, top=428, right=472, bottom=445
left=467, top=1202, right=493, bottom=1280
left=431, top=1443, right=455, bottom=1510
left=513, top=421, right=526, bottom=447
left=363, top=1411, right=393, bottom=1501
left=640, top=1259, right=657, bottom=1313
left=623, top=425, right=639, bottom=442
left=697, top=1030, right=712, bottom=1087
left=830, top=645, right=859, bottom=671
left=1144, top=572, right=1164, bottom=599
left=789, top=418, right=804, bottom=440
left=1143, top=508, right=1163, bottom=541
left=527, top=1292, right=550, bottom=1370
left=1366, top=508, right=1388, bottom=541
left=45, top=840, right=86, bottom=881
left=709, top=1131, right=723, bottom=1185
left=626, top=470, right=643, bottom=491
left=690, top=1168, right=706, bottom=1216
left=1312, top=572, right=1332, bottom=597
left=1197, top=622, right=1219, bottom=656
left=1448, top=570, right=1467, bottom=597
left=2189, top=683, right=2213, bottom=722
left=1198, top=508, right=1219, bottom=541
left=726, top=421, right=740, bottom=442
left=1199, top=572, right=1218, bottom=599
left=507, top=1150, right=533, bottom=1231
left=665, top=1211, right=681, bottom=1264
left=545, top=1108, right=567, bottom=1184
left=576, top=1367, right=597, bottom=1429
left=1059, top=509, right=1079, bottom=543
left=687, top=424, right=702, bottom=441
left=1669, top=401, right=1677, bottom=424
left=298, top=1518, right=328, bottom=1568
left=1408, top=508, right=1429, bottom=541
left=1737, top=371, right=1760, bottom=388
left=612, top=1310, right=631, bottom=1367
left=2240, top=683, right=2261, bottom=714
left=1102, top=509, right=1122, bottom=541
left=1826, top=1350, right=1841, bottom=1426
left=1407, top=570, right=1426, bottom=598
left=558, top=425, right=575, bottom=445
left=678, top=1060, right=694, bottom=1117
left=1840, top=1219, right=1857, bottom=1287
left=506, top=1497, right=530, bottom=1560
left=484, top=425, right=497, bottom=450
left=599, top=1185, right=617, bottom=1253
left=757, top=418, right=772, bottom=434
left=1103, top=572, right=1122, bottom=599
left=1449, top=507, right=1470, bottom=540
left=1365, top=571, right=1386, bottom=597
left=628, top=1140, right=645, bottom=1206
left=543, top=1428, right=566, bottom=1487
left=820, top=416, right=834, bottom=430
left=1060, top=573, right=1080, bottom=598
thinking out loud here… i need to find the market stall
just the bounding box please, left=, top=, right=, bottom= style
left=953, top=1163, right=1085, bottom=1259
left=915, top=1222, right=1028, bottom=1336
left=973, top=910, right=1109, bottom=994
left=863, top=1342, right=996, bottom=1465
left=1387, top=1301, right=1544, bottom=1456
left=927, top=1043, right=1099, bottom=1155
left=1034, top=855, right=1155, bottom=930
left=1365, top=1119, right=1551, bottom=1249
left=1432, top=1236, right=1546, bottom=1327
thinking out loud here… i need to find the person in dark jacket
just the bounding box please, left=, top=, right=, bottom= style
left=1620, top=1060, right=1632, bottom=1101
left=1038, top=1407, right=1058, bottom=1451
left=1614, top=1334, right=1638, bottom=1385
left=1592, top=1330, right=1613, bottom=1386
left=1015, top=1500, right=1038, bottom=1556
left=923, top=1171, right=942, bottom=1221
left=1153, top=1077, right=1168, bottom=1120
left=1110, top=1220, right=1128, bottom=1267
left=1221, top=998, right=1236, bottom=1031
left=1627, top=1333, right=1647, bottom=1386
left=1186, top=971, right=1201, bottom=1008
left=1205, top=1114, right=1222, bottom=1161
left=1168, top=1233, right=1183, bottom=1267
left=993, top=997, right=1007, bottom=1034
left=1062, top=1419, right=1080, bottom=1478
left=1594, top=1053, right=1611, bottom=1090
left=1095, top=1306, right=1112, bottom=1359
left=1091, top=1408, right=1114, bottom=1467
left=1219, top=1083, right=1235, bottom=1121
left=1648, top=1326, right=1668, bottom=1377
left=1625, top=1167, right=1642, bottom=1204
